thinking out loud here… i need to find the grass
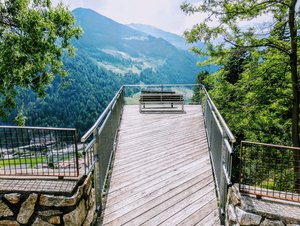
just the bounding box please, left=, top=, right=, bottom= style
left=0, top=156, right=46, bottom=168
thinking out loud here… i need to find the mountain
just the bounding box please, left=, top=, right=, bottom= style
left=7, top=8, right=212, bottom=136
left=72, top=8, right=201, bottom=84
left=128, top=23, right=205, bottom=51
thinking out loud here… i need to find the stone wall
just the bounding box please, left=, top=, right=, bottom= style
left=226, top=184, right=300, bottom=226
left=0, top=173, right=96, bottom=226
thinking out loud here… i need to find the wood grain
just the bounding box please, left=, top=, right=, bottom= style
left=102, top=105, right=220, bottom=226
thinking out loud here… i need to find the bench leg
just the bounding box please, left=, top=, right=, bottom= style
left=171, top=103, right=173, bottom=108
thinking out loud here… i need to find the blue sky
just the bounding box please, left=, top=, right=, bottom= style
left=52, top=0, right=202, bottom=35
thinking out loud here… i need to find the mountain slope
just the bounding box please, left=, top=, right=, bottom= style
left=128, top=23, right=206, bottom=51
left=72, top=8, right=201, bottom=84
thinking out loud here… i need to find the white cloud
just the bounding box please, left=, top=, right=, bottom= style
left=52, top=0, right=203, bottom=35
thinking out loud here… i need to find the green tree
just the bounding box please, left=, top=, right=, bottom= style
left=182, top=0, right=300, bottom=190
left=0, top=0, right=82, bottom=124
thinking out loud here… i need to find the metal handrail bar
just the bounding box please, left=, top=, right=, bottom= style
left=0, top=126, right=76, bottom=131
left=124, top=84, right=202, bottom=87
left=84, top=138, right=96, bottom=153
left=202, top=86, right=236, bottom=143
left=81, top=86, right=124, bottom=142
left=242, top=140, right=300, bottom=151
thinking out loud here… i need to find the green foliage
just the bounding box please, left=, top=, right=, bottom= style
left=0, top=0, right=82, bottom=123
left=0, top=156, right=46, bottom=168
left=182, top=0, right=298, bottom=146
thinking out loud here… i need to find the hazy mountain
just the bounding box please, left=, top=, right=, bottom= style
left=72, top=8, right=202, bottom=84
left=128, top=23, right=206, bottom=52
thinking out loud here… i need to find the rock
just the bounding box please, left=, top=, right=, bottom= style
left=287, top=224, right=300, bottom=226
left=83, top=194, right=96, bottom=226
left=0, top=220, right=20, bottom=226
left=39, top=184, right=84, bottom=207
left=231, top=191, right=241, bottom=206
left=38, top=210, right=62, bottom=217
left=87, top=188, right=95, bottom=208
left=236, top=207, right=262, bottom=225
left=84, top=173, right=92, bottom=195
left=260, top=219, right=285, bottom=226
left=4, top=193, right=21, bottom=205
left=17, top=193, right=38, bottom=224
left=0, top=201, right=14, bottom=217
left=63, top=200, right=87, bottom=226
left=48, top=216, right=61, bottom=225
left=228, top=204, right=237, bottom=223
left=32, top=217, right=54, bottom=226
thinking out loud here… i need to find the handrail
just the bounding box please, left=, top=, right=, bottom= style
left=81, top=86, right=124, bottom=142
left=125, top=84, right=202, bottom=87
left=0, top=125, right=76, bottom=131
left=200, top=84, right=235, bottom=223
left=241, top=140, right=300, bottom=150
left=202, top=86, right=236, bottom=143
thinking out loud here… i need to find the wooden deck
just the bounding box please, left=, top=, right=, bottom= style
left=102, top=105, right=220, bottom=226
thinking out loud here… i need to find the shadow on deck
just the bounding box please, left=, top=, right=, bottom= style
left=102, top=105, right=220, bottom=225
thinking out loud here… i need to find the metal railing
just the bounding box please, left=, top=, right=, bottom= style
left=80, top=83, right=235, bottom=216
left=80, top=84, right=201, bottom=212
left=199, top=85, right=236, bottom=221
left=81, top=86, right=125, bottom=211
left=240, top=141, right=300, bottom=202
left=0, top=126, right=80, bottom=177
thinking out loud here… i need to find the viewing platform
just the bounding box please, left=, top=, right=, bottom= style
left=2, top=84, right=300, bottom=226
left=102, top=105, right=220, bottom=225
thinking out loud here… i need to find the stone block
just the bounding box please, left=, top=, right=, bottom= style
left=88, top=188, right=95, bottom=208
left=83, top=195, right=96, bottom=226
left=32, top=217, right=54, bottom=226
left=0, top=201, right=14, bottom=217
left=228, top=204, right=237, bottom=223
left=48, top=216, right=61, bottom=225
left=63, top=199, right=87, bottom=226
left=260, top=219, right=285, bottom=226
left=38, top=210, right=62, bottom=217
left=17, top=193, right=38, bottom=224
left=4, top=193, right=21, bottom=205
left=39, top=183, right=84, bottom=207
left=236, top=207, right=262, bottom=225
left=0, top=220, right=20, bottom=226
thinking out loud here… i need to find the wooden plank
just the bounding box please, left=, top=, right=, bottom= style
left=121, top=175, right=214, bottom=226
left=112, top=138, right=207, bottom=173
left=108, top=153, right=209, bottom=199
left=110, top=145, right=208, bottom=182
left=106, top=157, right=210, bottom=206
left=104, top=158, right=210, bottom=216
left=142, top=189, right=216, bottom=226
left=177, top=198, right=219, bottom=225
left=195, top=209, right=220, bottom=226
left=102, top=105, right=220, bottom=226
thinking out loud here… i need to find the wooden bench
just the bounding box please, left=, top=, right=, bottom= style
left=139, top=91, right=184, bottom=113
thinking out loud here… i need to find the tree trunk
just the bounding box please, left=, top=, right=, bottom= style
left=288, top=0, right=300, bottom=193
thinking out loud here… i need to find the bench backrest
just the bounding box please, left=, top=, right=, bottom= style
left=140, top=93, right=184, bottom=102
left=141, top=90, right=176, bottom=94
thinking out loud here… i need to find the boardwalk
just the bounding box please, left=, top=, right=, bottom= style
left=102, top=105, right=220, bottom=226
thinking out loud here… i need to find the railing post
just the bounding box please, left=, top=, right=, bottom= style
left=219, top=133, right=227, bottom=225
left=93, top=129, right=102, bottom=212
